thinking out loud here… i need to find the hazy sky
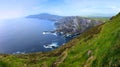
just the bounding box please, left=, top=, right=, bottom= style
left=0, top=0, right=120, bottom=19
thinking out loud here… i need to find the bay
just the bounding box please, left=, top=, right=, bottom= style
left=0, top=18, right=65, bottom=54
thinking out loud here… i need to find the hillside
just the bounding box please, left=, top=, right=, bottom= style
left=54, top=16, right=103, bottom=37
left=26, top=13, right=62, bottom=21
left=0, top=13, right=120, bottom=67
left=87, top=17, right=110, bottom=22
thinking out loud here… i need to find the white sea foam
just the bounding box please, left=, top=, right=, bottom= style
left=42, top=32, right=50, bottom=34
left=42, top=31, right=57, bottom=36
left=43, top=42, right=59, bottom=49
left=52, top=33, right=57, bottom=36
left=12, top=51, right=25, bottom=54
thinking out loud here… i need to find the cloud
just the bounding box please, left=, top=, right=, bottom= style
left=0, top=0, right=120, bottom=19
left=110, top=6, right=120, bottom=11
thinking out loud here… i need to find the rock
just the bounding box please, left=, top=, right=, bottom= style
left=54, top=16, right=103, bottom=37
left=87, top=50, right=92, bottom=56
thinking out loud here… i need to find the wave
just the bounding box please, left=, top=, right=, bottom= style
left=43, top=42, right=59, bottom=49
left=42, top=31, right=57, bottom=36
left=12, top=51, right=25, bottom=54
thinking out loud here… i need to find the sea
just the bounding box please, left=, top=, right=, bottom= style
left=0, top=18, right=66, bottom=54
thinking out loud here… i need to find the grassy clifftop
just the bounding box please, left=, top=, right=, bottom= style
left=0, top=13, right=120, bottom=67
left=58, top=12, right=120, bottom=67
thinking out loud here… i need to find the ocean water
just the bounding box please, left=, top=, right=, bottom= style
left=0, top=18, right=65, bottom=54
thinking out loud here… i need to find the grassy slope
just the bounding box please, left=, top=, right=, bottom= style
left=59, top=13, right=120, bottom=67
left=81, top=17, right=110, bottom=22
left=88, top=17, right=110, bottom=22
left=0, top=13, right=120, bottom=67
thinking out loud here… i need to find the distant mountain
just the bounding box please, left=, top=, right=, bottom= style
left=27, top=13, right=104, bottom=38
left=26, top=13, right=62, bottom=21
left=0, top=13, right=120, bottom=67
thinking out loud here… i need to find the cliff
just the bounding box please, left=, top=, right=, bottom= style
left=0, top=13, right=120, bottom=67
left=54, top=16, right=103, bottom=37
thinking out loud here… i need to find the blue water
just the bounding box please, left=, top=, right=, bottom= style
left=0, top=18, right=65, bottom=54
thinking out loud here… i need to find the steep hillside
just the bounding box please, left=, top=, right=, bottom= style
left=87, top=17, right=110, bottom=22
left=0, top=13, right=120, bottom=67
left=57, top=12, right=120, bottom=67
left=54, top=16, right=103, bottom=36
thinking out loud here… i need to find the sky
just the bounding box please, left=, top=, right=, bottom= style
left=0, top=0, right=120, bottom=19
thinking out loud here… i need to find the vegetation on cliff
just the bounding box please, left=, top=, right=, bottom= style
left=0, top=13, right=120, bottom=67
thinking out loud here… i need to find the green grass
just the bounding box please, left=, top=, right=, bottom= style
left=59, top=13, right=120, bottom=67
left=89, top=17, right=110, bottom=22
left=0, top=13, right=120, bottom=67
left=81, top=16, right=110, bottom=22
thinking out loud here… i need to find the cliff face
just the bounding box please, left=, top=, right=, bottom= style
left=27, top=13, right=103, bottom=38
left=54, top=16, right=103, bottom=36
left=0, top=13, right=120, bottom=67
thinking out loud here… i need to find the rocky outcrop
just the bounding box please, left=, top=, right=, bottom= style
left=54, top=16, right=103, bottom=37
left=26, top=13, right=103, bottom=38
